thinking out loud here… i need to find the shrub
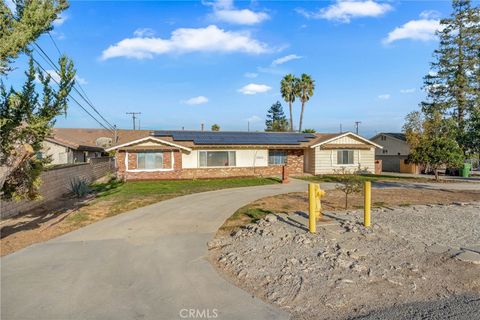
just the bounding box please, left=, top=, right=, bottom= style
left=334, top=168, right=363, bottom=209
left=69, top=177, right=90, bottom=198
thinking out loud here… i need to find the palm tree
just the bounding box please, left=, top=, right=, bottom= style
left=280, top=74, right=297, bottom=132
left=296, top=73, right=315, bottom=132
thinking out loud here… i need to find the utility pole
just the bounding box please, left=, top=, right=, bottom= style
left=247, top=121, right=250, bottom=132
left=126, top=112, right=141, bottom=130
left=113, top=124, right=118, bottom=143
left=340, top=123, right=343, bottom=133
left=201, top=123, right=204, bottom=131
left=355, top=121, right=361, bottom=135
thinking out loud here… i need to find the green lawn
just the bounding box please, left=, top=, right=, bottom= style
left=67, top=177, right=280, bottom=225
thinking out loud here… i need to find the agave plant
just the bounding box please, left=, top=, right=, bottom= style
left=69, top=177, right=90, bottom=198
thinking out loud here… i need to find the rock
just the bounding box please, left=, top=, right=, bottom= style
left=207, top=239, right=223, bottom=249
left=337, top=278, right=354, bottom=284
left=265, top=214, right=278, bottom=223
left=455, top=251, right=480, bottom=265
left=232, top=229, right=242, bottom=237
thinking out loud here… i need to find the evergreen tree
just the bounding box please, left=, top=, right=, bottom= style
left=421, top=0, right=480, bottom=152
left=265, top=101, right=289, bottom=132
left=404, top=111, right=464, bottom=180
left=0, top=1, right=76, bottom=200
left=211, top=124, right=220, bottom=131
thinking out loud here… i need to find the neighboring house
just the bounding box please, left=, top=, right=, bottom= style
left=41, top=128, right=113, bottom=164
left=106, top=131, right=382, bottom=180
left=370, top=133, right=410, bottom=172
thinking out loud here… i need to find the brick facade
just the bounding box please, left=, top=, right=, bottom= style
left=115, top=149, right=305, bottom=181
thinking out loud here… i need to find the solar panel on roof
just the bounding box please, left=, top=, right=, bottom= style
left=150, top=131, right=316, bottom=145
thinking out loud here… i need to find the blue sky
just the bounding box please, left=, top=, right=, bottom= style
left=4, top=0, right=460, bottom=137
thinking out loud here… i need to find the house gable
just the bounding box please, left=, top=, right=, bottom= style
left=106, top=137, right=192, bottom=152
left=310, top=132, right=382, bottom=149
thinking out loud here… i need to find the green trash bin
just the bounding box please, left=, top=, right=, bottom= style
left=462, top=163, right=471, bottom=178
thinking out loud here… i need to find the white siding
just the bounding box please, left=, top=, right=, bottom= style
left=328, top=136, right=364, bottom=145
left=42, top=141, right=70, bottom=164
left=313, top=147, right=375, bottom=174
left=371, top=135, right=410, bottom=156
left=182, top=149, right=269, bottom=168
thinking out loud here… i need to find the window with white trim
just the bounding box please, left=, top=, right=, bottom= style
left=268, top=150, right=287, bottom=165
left=337, top=150, right=354, bottom=165
left=199, top=151, right=236, bottom=167
left=137, top=152, right=164, bottom=169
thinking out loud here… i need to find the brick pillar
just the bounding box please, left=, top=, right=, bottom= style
left=282, top=165, right=289, bottom=184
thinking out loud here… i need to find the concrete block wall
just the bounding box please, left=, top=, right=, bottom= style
left=1, top=157, right=114, bottom=219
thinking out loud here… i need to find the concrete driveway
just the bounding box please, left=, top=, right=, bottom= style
left=1, top=179, right=308, bottom=320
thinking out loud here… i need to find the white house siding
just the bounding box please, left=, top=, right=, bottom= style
left=328, top=136, right=365, bottom=145
left=42, top=141, right=70, bottom=164
left=312, top=147, right=375, bottom=174
left=182, top=149, right=269, bottom=169
left=371, top=135, right=410, bottom=156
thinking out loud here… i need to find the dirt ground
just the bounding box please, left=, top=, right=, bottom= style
left=220, top=188, right=480, bottom=232
left=210, top=197, right=480, bottom=320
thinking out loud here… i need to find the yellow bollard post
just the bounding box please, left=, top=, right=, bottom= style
left=364, top=181, right=371, bottom=227
left=308, top=183, right=316, bottom=233
left=314, top=184, right=321, bottom=219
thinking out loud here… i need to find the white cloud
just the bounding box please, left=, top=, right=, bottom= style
left=101, top=25, right=269, bottom=60
left=383, top=18, right=441, bottom=44
left=272, top=54, right=302, bottom=66
left=75, top=76, right=88, bottom=85
left=44, top=70, right=61, bottom=83
left=53, top=13, right=68, bottom=26
left=296, top=1, right=392, bottom=23
left=238, top=83, right=272, bottom=95
left=133, top=28, right=155, bottom=38
left=419, top=10, right=441, bottom=19
left=182, top=96, right=209, bottom=105
left=206, top=0, right=269, bottom=25
left=244, top=72, right=258, bottom=78
left=400, top=88, right=415, bottom=94
left=247, top=115, right=262, bottom=122
left=378, top=94, right=391, bottom=100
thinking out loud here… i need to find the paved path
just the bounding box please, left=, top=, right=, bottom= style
left=1, top=179, right=308, bottom=320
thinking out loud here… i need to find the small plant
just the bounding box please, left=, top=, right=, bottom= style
left=69, top=177, right=90, bottom=198
left=334, top=168, right=363, bottom=209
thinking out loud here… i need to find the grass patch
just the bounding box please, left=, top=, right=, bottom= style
left=373, top=201, right=387, bottom=207
left=81, top=177, right=280, bottom=219
left=399, top=203, right=412, bottom=207
left=221, top=204, right=273, bottom=233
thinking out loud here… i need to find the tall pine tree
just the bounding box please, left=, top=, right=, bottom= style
left=265, top=101, right=289, bottom=132
left=421, top=0, right=480, bottom=153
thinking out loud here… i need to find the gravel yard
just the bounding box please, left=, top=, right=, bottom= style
left=209, top=202, right=480, bottom=320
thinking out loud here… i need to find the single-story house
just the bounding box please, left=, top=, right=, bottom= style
left=370, top=132, right=411, bottom=172
left=106, top=131, right=382, bottom=180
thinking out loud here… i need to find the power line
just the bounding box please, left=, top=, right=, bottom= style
left=31, top=56, right=114, bottom=133
left=46, top=33, right=96, bottom=108
left=32, top=42, right=115, bottom=130
left=47, top=32, right=62, bottom=56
